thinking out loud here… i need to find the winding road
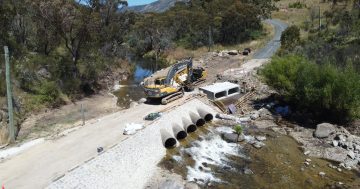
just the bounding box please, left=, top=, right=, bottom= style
left=254, top=19, right=288, bottom=59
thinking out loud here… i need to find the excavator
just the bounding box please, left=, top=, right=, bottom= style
left=142, top=58, right=207, bottom=105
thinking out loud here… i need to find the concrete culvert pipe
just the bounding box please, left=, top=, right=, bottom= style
left=172, top=123, right=187, bottom=140
left=189, top=112, right=205, bottom=127
left=182, top=117, right=197, bottom=133
left=160, top=129, right=177, bottom=148
left=197, top=108, right=214, bottom=122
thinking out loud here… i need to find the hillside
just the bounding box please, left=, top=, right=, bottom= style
left=127, top=0, right=187, bottom=12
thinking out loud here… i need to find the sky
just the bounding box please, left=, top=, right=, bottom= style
left=128, top=0, right=157, bottom=6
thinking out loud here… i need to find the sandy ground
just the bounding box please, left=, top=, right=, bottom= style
left=17, top=92, right=119, bottom=141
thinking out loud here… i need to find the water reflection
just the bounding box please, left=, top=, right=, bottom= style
left=114, top=57, right=159, bottom=108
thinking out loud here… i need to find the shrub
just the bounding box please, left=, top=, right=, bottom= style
left=289, top=2, right=306, bottom=9
left=261, top=55, right=360, bottom=123
left=280, top=25, right=301, bottom=51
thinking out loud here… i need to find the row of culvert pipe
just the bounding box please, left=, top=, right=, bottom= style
left=161, top=108, right=214, bottom=148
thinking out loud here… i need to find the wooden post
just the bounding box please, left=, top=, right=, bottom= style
left=81, top=104, right=85, bottom=126
left=4, top=46, right=15, bottom=143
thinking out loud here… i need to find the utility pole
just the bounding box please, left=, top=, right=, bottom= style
left=81, top=104, right=85, bottom=126
left=319, top=6, right=322, bottom=31
left=4, top=46, right=15, bottom=143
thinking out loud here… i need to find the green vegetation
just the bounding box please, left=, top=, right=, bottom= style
left=262, top=55, right=360, bottom=122
left=289, top=1, right=307, bottom=9
left=234, top=125, right=243, bottom=141
left=262, top=1, right=360, bottom=123
left=0, top=0, right=277, bottom=113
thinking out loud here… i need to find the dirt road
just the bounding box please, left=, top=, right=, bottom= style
left=0, top=98, right=191, bottom=189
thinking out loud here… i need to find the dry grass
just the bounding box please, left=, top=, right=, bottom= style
left=165, top=21, right=275, bottom=63
left=271, top=0, right=348, bottom=38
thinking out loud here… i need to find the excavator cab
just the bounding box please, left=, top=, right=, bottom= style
left=154, top=77, right=166, bottom=86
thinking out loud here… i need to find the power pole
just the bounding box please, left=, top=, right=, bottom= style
left=4, top=46, right=15, bottom=143
left=319, top=6, right=322, bottom=31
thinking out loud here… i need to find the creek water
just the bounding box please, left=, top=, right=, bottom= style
left=160, top=123, right=360, bottom=189
left=113, top=58, right=156, bottom=108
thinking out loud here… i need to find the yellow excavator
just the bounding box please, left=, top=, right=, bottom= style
left=142, top=58, right=207, bottom=105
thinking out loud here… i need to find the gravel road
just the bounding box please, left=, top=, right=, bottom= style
left=253, top=19, right=288, bottom=59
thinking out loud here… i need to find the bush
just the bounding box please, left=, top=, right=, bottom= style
left=261, top=55, right=360, bottom=123
left=33, top=81, right=63, bottom=107
left=289, top=2, right=306, bottom=9
left=280, top=25, right=301, bottom=51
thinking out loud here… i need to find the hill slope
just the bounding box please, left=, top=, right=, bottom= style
left=127, top=0, right=187, bottom=13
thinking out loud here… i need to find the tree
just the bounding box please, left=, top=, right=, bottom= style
left=280, top=25, right=300, bottom=51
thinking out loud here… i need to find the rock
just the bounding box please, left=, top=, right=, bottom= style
left=227, top=50, right=238, bottom=55
left=304, top=162, right=310, bottom=166
left=304, top=151, right=311, bottom=156
left=305, top=159, right=312, bottom=162
left=243, top=168, right=254, bottom=175
left=319, top=172, right=326, bottom=177
left=255, top=136, right=266, bottom=141
left=129, top=102, right=138, bottom=108
left=258, top=108, right=273, bottom=120
left=332, top=140, right=339, bottom=147
left=344, top=159, right=358, bottom=168
left=250, top=112, right=260, bottom=120
left=253, top=141, right=265, bottom=149
left=337, top=168, right=342, bottom=172
left=348, top=150, right=356, bottom=159
left=323, top=147, right=348, bottom=162
left=159, top=179, right=183, bottom=189
left=138, top=98, right=147, bottom=104
left=355, top=145, right=360, bottom=151
left=37, top=67, right=51, bottom=79
left=314, top=123, right=336, bottom=138
left=223, top=133, right=238, bottom=143
left=185, top=182, right=199, bottom=189
left=238, top=133, right=245, bottom=142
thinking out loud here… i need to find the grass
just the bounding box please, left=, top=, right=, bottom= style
left=272, top=0, right=332, bottom=38
left=165, top=20, right=275, bottom=63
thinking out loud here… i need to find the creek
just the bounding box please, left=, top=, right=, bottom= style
left=113, top=58, right=157, bottom=108
left=160, top=123, right=360, bottom=189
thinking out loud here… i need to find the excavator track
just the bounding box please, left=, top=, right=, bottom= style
left=161, top=91, right=184, bottom=105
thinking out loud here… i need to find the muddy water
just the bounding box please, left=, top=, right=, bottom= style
left=160, top=124, right=360, bottom=189
left=113, top=59, right=154, bottom=108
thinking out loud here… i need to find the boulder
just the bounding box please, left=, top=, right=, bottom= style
left=348, top=150, right=356, bottom=159
left=129, top=102, right=138, bottom=108
left=138, top=98, right=147, bottom=104
left=159, top=179, right=183, bottom=189
left=332, top=140, right=339, bottom=147
left=256, top=136, right=266, bottom=141
left=227, top=50, right=238, bottom=55
left=223, top=133, right=238, bottom=143
left=319, top=172, right=326, bottom=177
left=323, top=147, right=348, bottom=162
left=314, top=123, right=336, bottom=138
left=243, top=168, right=254, bottom=175
left=238, top=133, right=245, bottom=142
left=253, top=141, right=265, bottom=149
left=185, top=182, right=199, bottom=189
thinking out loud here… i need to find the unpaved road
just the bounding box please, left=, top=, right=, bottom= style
left=253, top=19, right=288, bottom=59
left=0, top=19, right=287, bottom=189
left=0, top=98, right=193, bottom=189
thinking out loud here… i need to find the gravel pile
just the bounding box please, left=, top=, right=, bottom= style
left=47, top=99, right=217, bottom=189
